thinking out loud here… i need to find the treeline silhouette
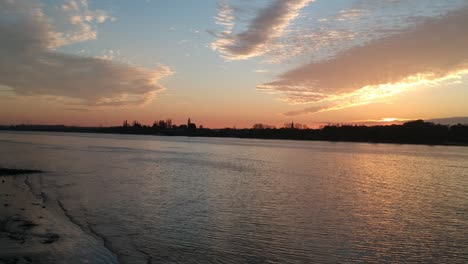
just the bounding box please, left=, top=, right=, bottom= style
left=1, top=119, right=467, bottom=146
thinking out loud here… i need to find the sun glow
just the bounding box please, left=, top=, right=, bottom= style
left=282, top=69, right=468, bottom=116
left=381, top=118, right=398, bottom=122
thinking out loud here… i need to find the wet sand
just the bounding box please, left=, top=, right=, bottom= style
left=0, top=171, right=118, bottom=264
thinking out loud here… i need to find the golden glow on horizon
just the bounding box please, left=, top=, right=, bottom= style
left=309, top=69, right=468, bottom=115
left=381, top=118, right=398, bottom=122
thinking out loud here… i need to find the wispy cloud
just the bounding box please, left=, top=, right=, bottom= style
left=258, top=6, right=468, bottom=116
left=54, top=0, right=116, bottom=47
left=335, top=9, right=365, bottom=21
left=211, top=0, right=313, bottom=60
left=0, top=0, right=172, bottom=107
left=213, top=1, right=235, bottom=35
left=262, top=0, right=467, bottom=64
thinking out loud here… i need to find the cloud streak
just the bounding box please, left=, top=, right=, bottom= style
left=211, top=0, right=313, bottom=60
left=0, top=0, right=172, bottom=107
left=56, top=0, right=115, bottom=46
left=258, top=6, right=468, bottom=116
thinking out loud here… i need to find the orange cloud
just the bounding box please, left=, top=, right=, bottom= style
left=259, top=7, right=468, bottom=115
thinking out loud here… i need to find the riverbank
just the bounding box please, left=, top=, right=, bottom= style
left=0, top=170, right=118, bottom=264
left=1, top=119, right=467, bottom=147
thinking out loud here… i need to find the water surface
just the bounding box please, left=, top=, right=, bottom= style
left=1, top=131, right=467, bottom=263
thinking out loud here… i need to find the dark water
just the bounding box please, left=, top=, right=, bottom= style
left=1, top=131, right=467, bottom=263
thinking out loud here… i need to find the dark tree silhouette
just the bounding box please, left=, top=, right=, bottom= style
left=2, top=120, right=467, bottom=146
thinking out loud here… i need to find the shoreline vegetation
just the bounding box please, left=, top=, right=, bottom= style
left=1, top=119, right=467, bottom=146
left=0, top=168, right=118, bottom=263
left=0, top=168, right=43, bottom=176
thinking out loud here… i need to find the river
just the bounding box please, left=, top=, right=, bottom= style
left=1, top=131, right=467, bottom=263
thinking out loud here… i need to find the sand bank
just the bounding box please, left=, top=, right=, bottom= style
left=0, top=171, right=118, bottom=264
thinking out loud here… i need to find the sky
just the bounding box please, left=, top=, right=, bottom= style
left=1, top=0, right=468, bottom=128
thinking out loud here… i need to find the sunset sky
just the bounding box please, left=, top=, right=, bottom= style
left=1, top=0, right=467, bottom=128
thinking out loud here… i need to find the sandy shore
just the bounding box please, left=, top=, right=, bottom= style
left=0, top=172, right=118, bottom=264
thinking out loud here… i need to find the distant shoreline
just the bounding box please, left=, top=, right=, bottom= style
left=1, top=120, right=467, bottom=147
left=0, top=168, right=43, bottom=176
